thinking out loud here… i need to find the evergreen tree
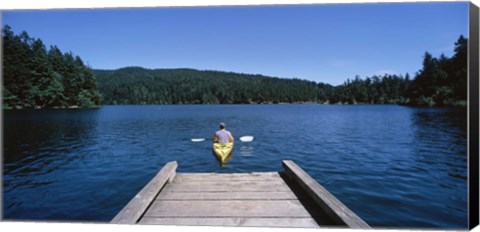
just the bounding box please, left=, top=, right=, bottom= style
left=407, top=35, right=468, bottom=106
left=450, top=35, right=468, bottom=101
left=2, top=25, right=101, bottom=109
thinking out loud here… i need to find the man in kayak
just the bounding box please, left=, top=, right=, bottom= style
left=213, top=122, right=234, bottom=144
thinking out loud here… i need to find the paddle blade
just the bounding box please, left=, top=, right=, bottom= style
left=191, top=138, right=206, bottom=142
left=239, top=136, right=254, bottom=142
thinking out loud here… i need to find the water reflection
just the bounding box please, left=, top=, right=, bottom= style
left=411, top=108, right=467, bottom=179
left=3, top=109, right=101, bottom=219
left=3, top=109, right=100, bottom=172
left=407, top=107, right=468, bottom=228
left=239, top=145, right=254, bottom=157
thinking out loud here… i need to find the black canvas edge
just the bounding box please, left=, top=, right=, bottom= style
left=469, top=1, right=480, bottom=230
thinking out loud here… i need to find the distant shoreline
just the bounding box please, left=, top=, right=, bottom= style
left=3, top=101, right=468, bottom=110
left=3, top=105, right=102, bottom=110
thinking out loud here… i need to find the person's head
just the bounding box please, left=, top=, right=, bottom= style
left=219, top=122, right=226, bottom=129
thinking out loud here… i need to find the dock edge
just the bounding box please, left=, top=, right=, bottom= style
left=282, top=160, right=370, bottom=229
left=111, top=161, right=178, bottom=224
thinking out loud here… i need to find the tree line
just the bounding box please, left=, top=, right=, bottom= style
left=2, top=25, right=101, bottom=109
left=406, top=36, right=467, bottom=106
left=2, top=23, right=467, bottom=108
left=94, top=35, right=467, bottom=106
left=331, top=35, right=467, bottom=106
left=94, top=68, right=328, bottom=104
left=94, top=67, right=414, bottom=105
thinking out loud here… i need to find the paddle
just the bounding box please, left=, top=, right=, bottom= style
left=238, top=135, right=254, bottom=142
left=191, top=138, right=210, bottom=142
left=191, top=135, right=255, bottom=142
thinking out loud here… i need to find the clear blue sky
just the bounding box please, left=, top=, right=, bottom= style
left=2, top=2, right=469, bottom=85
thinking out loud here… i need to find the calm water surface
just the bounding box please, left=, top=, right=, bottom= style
left=2, top=105, right=468, bottom=228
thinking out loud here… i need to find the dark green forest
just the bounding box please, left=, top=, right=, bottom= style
left=2, top=25, right=101, bottom=109
left=94, top=35, right=467, bottom=106
left=94, top=68, right=331, bottom=104
left=2, top=24, right=468, bottom=108
left=93, top=68, right=411, bottom=105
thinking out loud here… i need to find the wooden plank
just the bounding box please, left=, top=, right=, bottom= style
left=111, top=161, right=178, bottom=224
left=139, top=217, right=320, bottom=228
left=165, top=181, right=291, bottom=192
left=282, top=160, right=370, bottom=229
left=175, top=172, right=280, bottom=177
left=172, top=178, right=287, bottom=185
left=173, top=172, right=281, bottom=182
left=157, top=190, right=298, bottom=200
left=172, top=178, right=286, bottom=185
left=144, top=200, right=312, bottom=217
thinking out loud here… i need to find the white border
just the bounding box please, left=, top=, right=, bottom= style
left=0, top=1, right=478, bottom=232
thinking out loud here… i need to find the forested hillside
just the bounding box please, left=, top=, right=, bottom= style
left=94, top=68, right=416, bottom=105
left=95, top=68, right=328, bottom=104
left=94, top=35, right=467, bottom=106
left=94, top=67, right=409, bottom=104
left=2, top=25, right=101, bottom=109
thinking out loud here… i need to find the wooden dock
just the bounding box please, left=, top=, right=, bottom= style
left=111, top=160, right=370, bottom=229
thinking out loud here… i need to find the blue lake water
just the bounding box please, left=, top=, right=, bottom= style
left=2, top=105, right=468, bottom=228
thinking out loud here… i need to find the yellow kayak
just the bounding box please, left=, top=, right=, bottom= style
left=212, top=142, right=234, bottom=163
